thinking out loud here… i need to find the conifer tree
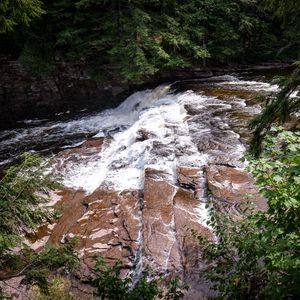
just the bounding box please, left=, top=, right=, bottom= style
left=0, top=0, right=45, bottom=33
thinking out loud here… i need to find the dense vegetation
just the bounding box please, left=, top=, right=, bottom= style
left=250, top=0, right=300, bottom=153
left=0, top=240, right=79, bottom=289
left=0, top=0, right=44, bottom=33
left=198, top=128, right=300, bottom=299
left=0, top=153, right=57, bottom=255
left=0, top=0, right=298, bottom=81
left=250, top=66, right=300, bottom=154
left=0, top=153, right=78, bottom=299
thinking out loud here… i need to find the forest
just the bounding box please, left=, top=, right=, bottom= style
left=0, top=0, right=299, bottom=81
left=0, top=0, right=299, bottom=299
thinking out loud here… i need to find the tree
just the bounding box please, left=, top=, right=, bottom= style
left=250, top=65, right=300, bottom=155
left=0, top=153, right=79, bottom=298
left=0, top=0, right=45, bottom=33
left=262, top=0, right=300, bottom=19
left=14, top=0, right=286, bottom=82
left=22, top=0, right=210, bottom=82
left=0, top=152, right=56, bottom=254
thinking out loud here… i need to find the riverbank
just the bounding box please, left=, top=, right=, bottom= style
left=0, top=57, right=292, bottom=130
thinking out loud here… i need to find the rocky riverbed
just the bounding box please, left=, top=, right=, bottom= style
left=0, top=74, right=276, bottom=299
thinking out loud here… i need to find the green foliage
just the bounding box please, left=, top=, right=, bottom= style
left=250, top=66, right=300, bottom=155
left=163, top=277, right=187, bottom=300
left=33, top=0, right=211, bottom=82
left=262, top=0, right=299, bottom=17
left=0, top=0, right=45, bottom=33
left=23, top=239, right=79, bottom=293
left=31, top=276, right=74, bottom=300
left=91, top=256, right=186, bottom=300
left=198, top=0, right=278, bottom=63
left=262, top=0, right=300, bottom=41
left=0, top=152, right=75, bottom=297
left=1, top=0, right=290, bottom=81
left=91, top=257, right=159, bottom=300
left=248, top=127, right=300, bottom=232
left=197, top=128, right=300, bottom=299
left=0, top=152, right=58, bottom=254
left=0, top=240, right=79, bottom=298
left=249, top=0, right=300, bottom=155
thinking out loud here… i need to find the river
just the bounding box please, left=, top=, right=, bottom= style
left=0, top=73, right=277, bottom=168
left=0, top=72, right=280, bottom=298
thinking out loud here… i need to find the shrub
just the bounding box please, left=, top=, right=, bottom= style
left=0, top=152, right=58, bottom=255
left=91, top=257, right=186, bottom=300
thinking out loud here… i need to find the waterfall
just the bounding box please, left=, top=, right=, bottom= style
left=0, top=74, right=278, bottom=297
left=50, top=87, right=209, bottom=193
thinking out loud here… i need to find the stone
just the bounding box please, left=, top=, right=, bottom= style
left=41, top=188, right=142, bottom=273
left=206, top=165, right=267, bottom=211
left=81, top=137, right=105, bottom=148
left=143, top=168, right=181, bottom=273
left=0, top=57, right=126, bottom=130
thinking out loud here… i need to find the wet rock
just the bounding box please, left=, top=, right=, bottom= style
left=136, top=128, right=156, bottom=141
left=81, top=137, right=105, bottom=148
left=143, top=168, right=181, bottom=272
left=184, top=96, right=246, bottom=168
left=48, top=189, right=142, bottom=272
left=174, top=188, right=212, bottom=267
left=142, top=166, right=214, bottom=297
left=151, top=141, right=174, bottom=158
left=0, top=57, right=125, bottom=130
left=173, top=187, right=214, bottom=299
left=47, top=189, right=87, bottom=245
left=50, top=137, right=111, bottom=176
left=177, top=166, right=206, bottom=200
left=206, top=165, right=267, bottom=211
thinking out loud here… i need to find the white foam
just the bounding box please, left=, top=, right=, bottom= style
left=1, top=77, right=274, bottom=195
left=53, top=87, right=212, bottom=193
left=216, top=78, right=279, bottom=92
left=195, top=202, right=212, bottom=229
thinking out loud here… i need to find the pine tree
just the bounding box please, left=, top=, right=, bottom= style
left=0, top=0, right=45, bottom=33
left=0, top=153, right=56, bottom=254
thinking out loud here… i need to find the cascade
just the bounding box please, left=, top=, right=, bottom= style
left=0, top=75, right=276, bottom=297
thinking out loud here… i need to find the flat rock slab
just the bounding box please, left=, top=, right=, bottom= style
left=206, top=165, right=267, bottom=211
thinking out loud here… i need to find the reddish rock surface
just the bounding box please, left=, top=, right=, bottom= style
left=46, top=188, right=142, bottom=273
left=2, top=160, right=266, bottom=299
left=51, top=137, right=110, bottom=171
left=206, top=165, right=267, bottom=212
left=143, top=168, right=181, bottom=272
left=22, top=164, right=215, bottom=298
